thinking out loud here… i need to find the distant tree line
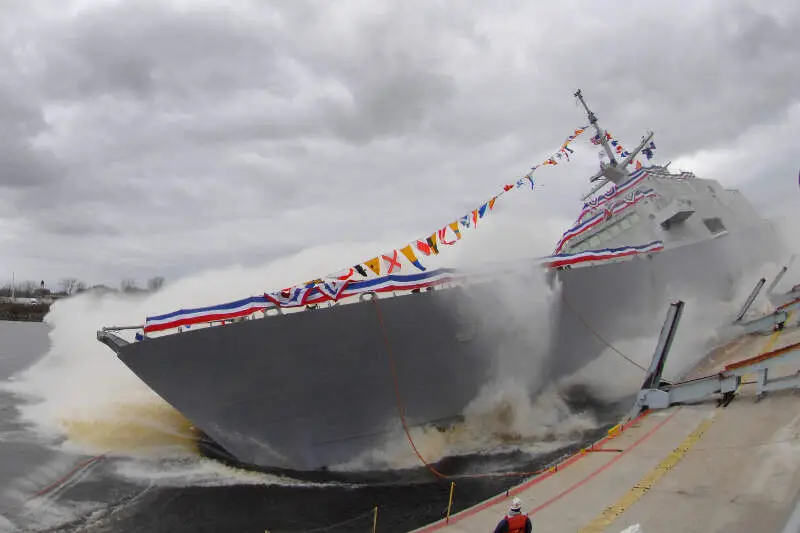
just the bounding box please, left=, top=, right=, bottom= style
left=0, top=276, right=166, bottom=298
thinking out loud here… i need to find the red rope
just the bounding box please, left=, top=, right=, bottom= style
left=371, top=298, right=448, bottom=480
left=560, top=293, right=646, bottom=372
left=371, top=298, right=547, bottom=481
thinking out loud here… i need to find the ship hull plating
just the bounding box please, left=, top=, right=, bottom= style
left=116, top=223, right=782, bottom=473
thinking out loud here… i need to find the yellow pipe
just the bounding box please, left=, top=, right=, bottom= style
left=446, top=482, right=455, bottom=523
left=372, top=505, right=378, bottom=533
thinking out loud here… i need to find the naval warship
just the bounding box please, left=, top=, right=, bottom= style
left=97, top=91, right=783, bottom=475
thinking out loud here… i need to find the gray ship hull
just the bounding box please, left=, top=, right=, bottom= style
left=112, top=222, right=783, bottom=474
left=115, top=281, right=541, bottom=472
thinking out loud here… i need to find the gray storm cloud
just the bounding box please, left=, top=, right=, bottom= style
left=0, top=0, right=798, bottom=286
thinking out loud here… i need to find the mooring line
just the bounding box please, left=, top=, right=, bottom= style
left=371, top=297, right=553, bottom=482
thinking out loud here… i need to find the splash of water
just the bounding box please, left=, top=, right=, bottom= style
left=2, top=241, right=393, bottom=458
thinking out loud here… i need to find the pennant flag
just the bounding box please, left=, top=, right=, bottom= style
left=477, top=203, right=488, bottom=218
left=382, top=251, right=402, bottom=273
left=448, top=221, right=462, bottom=240
left=416, top=239, right=433, bottom=256
left=354, top=264, right=368, bottom=277
left=471, top=209, right=480, bottom=226
left=504, top=184, right=513, bottom=192
left=438, top=226, right=457, bottom=245
left=636, top=160, right=642, bottom=170
left=488, top=196, right=498, bottom=209
left=426, top=233, right=440, bottom=254
left=400, top=245, right=427, bottom=271
left=459, top=215, right=471, bottom=229
left=364, top=257, right=382, bottom=276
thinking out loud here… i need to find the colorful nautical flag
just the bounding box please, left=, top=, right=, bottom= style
left=416, top=239, right=433, bottom=256
left=438, top=226, right=457, bottom=245
left=382, top=251, right=402, bottom=273
left=400, top=245, right=426, bottom=271
left=448, top=221, right=462, bottom=240
left=426, top=233, right=439, bottom=254
left=364, top=257, right=382, bottom=276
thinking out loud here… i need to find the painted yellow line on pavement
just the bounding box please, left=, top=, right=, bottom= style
left=578, top=413, right=717, bottom=533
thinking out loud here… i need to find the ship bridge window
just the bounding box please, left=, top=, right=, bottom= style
left=703, top=217, right=726, bottom=235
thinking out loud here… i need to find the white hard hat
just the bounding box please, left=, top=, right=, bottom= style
left=510, top=497, right=522, bottom=513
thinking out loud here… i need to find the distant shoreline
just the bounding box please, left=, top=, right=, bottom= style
left=0, top=302, right=50, bottom=322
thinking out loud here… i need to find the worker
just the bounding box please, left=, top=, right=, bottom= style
left=492, top=497, right=532, bottom=533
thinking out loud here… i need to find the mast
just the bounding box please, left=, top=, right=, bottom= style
left=574, top=89, right=656, bottom=200
left=575, top=89, right=617, bottom=165
left=11, top=271, right=15, bottom=302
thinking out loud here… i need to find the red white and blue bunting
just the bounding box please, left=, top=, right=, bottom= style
left=554, top=177, right=659, bottom=254
left=144, top=269, right=457, bottom=333
left=546, top=241, right=665, bottom=269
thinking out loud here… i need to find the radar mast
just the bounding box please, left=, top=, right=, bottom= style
left=574, top=89, right=655, bottom=200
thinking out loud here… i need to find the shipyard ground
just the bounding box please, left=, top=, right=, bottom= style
left=412, top=327, right=800, bottom=533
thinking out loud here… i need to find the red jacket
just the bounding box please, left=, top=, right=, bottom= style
left=493, top=513, right=532, bottom=533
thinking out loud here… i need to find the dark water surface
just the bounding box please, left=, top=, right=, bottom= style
left=0, top=321, right=625, bottom=533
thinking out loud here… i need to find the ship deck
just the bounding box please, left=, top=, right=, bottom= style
left=411, top=326, right=800, bottom=533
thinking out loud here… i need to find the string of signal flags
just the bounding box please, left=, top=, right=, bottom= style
left=297, top=124, right=643, bottom=289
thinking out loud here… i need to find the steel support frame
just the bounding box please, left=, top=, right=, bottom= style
left=627, top=297, right=800, bottom=417
left=634, top=342, right=800, bottom=413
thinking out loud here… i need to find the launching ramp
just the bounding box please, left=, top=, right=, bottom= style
left=411, top=296, right=800, bottom=533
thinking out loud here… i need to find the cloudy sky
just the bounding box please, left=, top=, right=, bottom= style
left=1, top=0, right=798, bottom=289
